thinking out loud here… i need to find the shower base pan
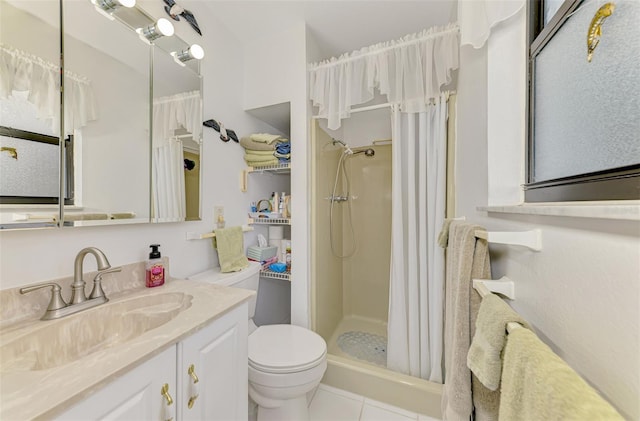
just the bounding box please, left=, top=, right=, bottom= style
left=324, top=316, right=442, bottom=418
left=336, top=330, right=387, bottom=366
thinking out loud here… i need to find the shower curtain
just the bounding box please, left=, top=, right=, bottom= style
left=151, top=91, right=201, bottom=222
left=153, top=139, right=186, bottom=222
left=387, top=94, right=448, bottom=383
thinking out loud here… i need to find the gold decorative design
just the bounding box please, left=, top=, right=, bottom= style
left=587, top=2, right=616, bottom=62
left=1, top=147, right=17, bottom=159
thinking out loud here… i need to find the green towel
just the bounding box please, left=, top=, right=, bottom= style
left=250, top=133, right=288, bottom=144
left=245, top=158, right=279, bottom=167
left=244, top=149, right=276, bottom=156
left=244, top=152, right=276, bottom=161
left=213, top=226, right=249, bottom=273
left=467, top=294, right=531, bottom=391
left=500, top=328, right=624, bottom=421
left=240, top=136, right=276, bottom=151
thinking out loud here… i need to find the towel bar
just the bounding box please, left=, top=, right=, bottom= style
left=185, top=225, right=253, bottom=240
left=473, top=277, right=516, bottom=300
left=474, top=229, right=542, bottom=251
left=473, top=278, right=521, bottom=333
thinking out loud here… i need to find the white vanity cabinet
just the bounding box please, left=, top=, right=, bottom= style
left=55, top=304, right=248, bottom=421
left=55, top=346, right=177, bottom=421
left=177, top=304, right=248, bottom=420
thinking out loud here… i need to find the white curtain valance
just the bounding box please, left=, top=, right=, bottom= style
left=0, top=44, right=98, bottom=135
left=152, top=90, right=202, bottom=144
left=308, top=24, right=459, bottom=130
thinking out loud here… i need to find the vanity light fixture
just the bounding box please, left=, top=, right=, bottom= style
left=171, top=44, right=205, bottom=66
left=90, top=0, right=136, bottom=20
left=137, top=18, right=175, bottom=43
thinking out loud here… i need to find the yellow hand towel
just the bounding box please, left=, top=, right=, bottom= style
left=213, top=226, right=249, bottom=273
left=250, top=133, right=288, bottom=144
left=240, top=136, right=276, bottom=151
left=499, top=328, right=624, bottom=421
left=245, top=158, right=279, bottom=167
left=244, top=152, right=277, bottom=162
left=467, top=294, right=531, bottom=391
left=244, top=150, right=276, bottom=156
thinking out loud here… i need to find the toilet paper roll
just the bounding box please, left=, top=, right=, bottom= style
left=269, top=239, right=283, bottom=262
left=268, top=226, right=284, bottom=241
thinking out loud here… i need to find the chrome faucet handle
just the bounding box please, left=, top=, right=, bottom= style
left=89, top=266, right=122, bottom=300
left=20, top=283, right=68, bottom=314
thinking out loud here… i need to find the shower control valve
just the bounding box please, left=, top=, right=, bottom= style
left=324, top=195, right=349, bottom=203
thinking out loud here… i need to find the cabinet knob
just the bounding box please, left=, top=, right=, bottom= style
left=187, top=364, right=200, bottom=409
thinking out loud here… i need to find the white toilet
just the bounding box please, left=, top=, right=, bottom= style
left=188, top=262, right=327, bottom=421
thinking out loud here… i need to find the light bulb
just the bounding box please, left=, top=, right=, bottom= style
left=189, top=44, right=204, bottom=60
left=171, top=44, right=205, bottom=66
left=156, top=18, right=175, bottom=37
left=91, top=0, right=136, bottom=19
left=137, top=18, right=175, bottom=43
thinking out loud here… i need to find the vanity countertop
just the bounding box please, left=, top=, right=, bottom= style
left=0, top=280, right=254, bottom=420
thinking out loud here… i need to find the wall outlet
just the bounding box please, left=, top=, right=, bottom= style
left=214, top=206, right=224, bottom=222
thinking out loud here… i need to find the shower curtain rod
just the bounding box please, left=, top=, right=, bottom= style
left=312, top=103, right=391, bottom=120
left=312, top=92, right=457, bottom=120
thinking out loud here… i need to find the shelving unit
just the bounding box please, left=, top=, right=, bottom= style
left=248, top=217, right=291, bottom=225
left=243, top=162, right=291, bottom=282
left=240, top=163, right=291, bottom=192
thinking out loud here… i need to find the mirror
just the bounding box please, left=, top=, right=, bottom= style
left=152, top=43, right=202, bottom=223
left=0, top=0, right=203, bottom=229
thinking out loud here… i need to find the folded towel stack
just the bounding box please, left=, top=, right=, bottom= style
left=240, top=133, right=290, bottom=167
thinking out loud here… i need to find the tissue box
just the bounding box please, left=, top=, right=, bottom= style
left=247, top=245, right=278, bottom=261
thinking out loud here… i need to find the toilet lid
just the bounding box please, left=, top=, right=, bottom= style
left=248, top=325, right=327, bottom=374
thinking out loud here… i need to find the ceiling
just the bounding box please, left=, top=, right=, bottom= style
left=201, top=1, right=458, bottom=60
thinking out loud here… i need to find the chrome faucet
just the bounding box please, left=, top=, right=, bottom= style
left=20, top=247, right=121, bottom=320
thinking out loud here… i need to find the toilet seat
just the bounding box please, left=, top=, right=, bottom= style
left=249, top=325, right=327, bottom=374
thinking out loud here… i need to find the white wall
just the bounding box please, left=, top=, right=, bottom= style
left=0, top=1, right=290, bottom=288
left=243, top=22, right=310, bottom=328
left=455, top=15, right=639, bottom=420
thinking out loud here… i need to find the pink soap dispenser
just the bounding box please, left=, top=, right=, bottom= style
left=146, top=244, right=165, bottom=288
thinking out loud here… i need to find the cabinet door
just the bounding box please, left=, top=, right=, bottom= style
left=177, top=304, right=248, bottom=421
left=55, top=346, right=177, bottom=421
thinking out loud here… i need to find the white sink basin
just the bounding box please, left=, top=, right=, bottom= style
left=0, top=292, right=192, bottom=372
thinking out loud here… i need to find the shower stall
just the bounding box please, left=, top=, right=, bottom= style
left=311, top=118, right=442, bottom=417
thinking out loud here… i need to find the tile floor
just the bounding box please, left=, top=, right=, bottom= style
left=308, top=384, right=441, bottom=421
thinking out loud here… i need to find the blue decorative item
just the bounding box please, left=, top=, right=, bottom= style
left=269, top=262, right=287, bottom=273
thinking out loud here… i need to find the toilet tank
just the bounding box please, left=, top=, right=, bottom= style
left=187, top=261, right=261, bottom=319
